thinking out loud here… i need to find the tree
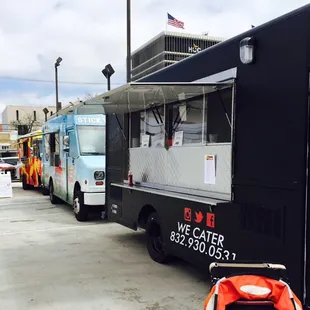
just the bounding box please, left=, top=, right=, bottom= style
left=84, top=92, right=100, bottom=101
left=10, top=113, right=42, bottom=135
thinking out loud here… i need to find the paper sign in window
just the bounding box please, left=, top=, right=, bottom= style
left=173, top=131, right=184, bottom=146
left=204, top=154, right=216, bottom=184
left=141, top=134, right=150, bottom=148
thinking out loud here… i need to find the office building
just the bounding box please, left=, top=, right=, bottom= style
left=131, top=31, right=224, bottom=81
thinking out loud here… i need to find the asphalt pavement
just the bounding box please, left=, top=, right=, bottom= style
left=0, top=182, right=210, bottom=310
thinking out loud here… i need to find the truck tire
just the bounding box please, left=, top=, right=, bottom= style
left=49, top=181, right=59, bottom=204
left=73, top=189, right=88, bottom=222
left=22, top=175, right=29, bottom=190
left=146, top=212, right=172, bottom=264
left=41, top=187, right=49, bottom=196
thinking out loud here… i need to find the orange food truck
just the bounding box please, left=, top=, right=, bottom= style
left=17, top=130, right=43, bottom=190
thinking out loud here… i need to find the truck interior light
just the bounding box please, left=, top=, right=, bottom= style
left=240, top=37, right=255, bottom=64
left=178, top=92, right=186, bottom=101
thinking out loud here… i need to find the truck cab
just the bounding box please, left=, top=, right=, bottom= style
left=42, top=113, right=106, bottom=221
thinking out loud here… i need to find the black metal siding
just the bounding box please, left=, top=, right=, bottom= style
left=140, top=6, right=310, bottom=191
left=139, top=6, right=310, bottom=301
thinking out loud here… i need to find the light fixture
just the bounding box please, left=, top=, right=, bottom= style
left=240, top=37, right=255, bottom=64
left=55, top=57, right=62, bottom=67
left=101, top=64, right=115, bottom=91
left=43, top=107, right=49, bottom=121
left=101, top=64, right=115, bottom=78
left=54, top=56, right=63, bottom=112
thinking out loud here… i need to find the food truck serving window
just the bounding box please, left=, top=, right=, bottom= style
left=32, top=139, right=42, bottom=159
left=171, top=96, right=206, bottom=145
left=131, top=87, right=233, bottom=148
left=49, top=132, right=60, bottom=167
left=23, top=140, right=28, bottom=157
left=139, top=106, right=165, bottom=148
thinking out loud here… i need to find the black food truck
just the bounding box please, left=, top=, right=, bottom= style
left=81, top=3, right=310, bottom=307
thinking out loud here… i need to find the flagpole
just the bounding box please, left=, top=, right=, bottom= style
left=166, top=13, right=168, bottom=33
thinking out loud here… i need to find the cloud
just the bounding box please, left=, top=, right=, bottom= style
left=0, top=0, right=309, bottom=117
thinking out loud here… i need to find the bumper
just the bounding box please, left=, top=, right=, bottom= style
left=83, top=192, right=105, bottom=206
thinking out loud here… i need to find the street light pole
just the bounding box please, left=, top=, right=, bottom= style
left=54, top=57, right=62, bottom=112
left=55, top=65, right=59, bottom=109
left=107, top=76, right=111, bottom=91
left=126, top=0, right=131, bottom=83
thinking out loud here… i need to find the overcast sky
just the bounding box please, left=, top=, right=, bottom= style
left=0, top=0, right=309, bottom=117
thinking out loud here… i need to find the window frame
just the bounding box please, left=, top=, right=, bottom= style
left=139, top=105, right=166, bottom=148
left=170, top=93, right=207, bottom=146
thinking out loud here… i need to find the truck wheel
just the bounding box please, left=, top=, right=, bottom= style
left=41, top=187, right=49, bottom=196
left=49, top=181, right=59, bottom=204
left=73, top=189, right=88, bottom=222
left=22, top=175, right=29, bottom=190
left=146, top=212, right=171, bottom=264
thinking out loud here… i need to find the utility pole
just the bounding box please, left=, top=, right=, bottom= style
left=55, top=65, right=59, bottom=109
left=126, top=0, right=131, bottom=83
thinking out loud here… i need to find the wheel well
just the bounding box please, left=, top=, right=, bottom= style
left=138, top=205, right=156, bottom=230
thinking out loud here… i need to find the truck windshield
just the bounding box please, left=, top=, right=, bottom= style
left=77, top=125, right=106, bottom=156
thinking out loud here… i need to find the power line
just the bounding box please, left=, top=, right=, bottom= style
left=0, top=75, right=126, bottom=86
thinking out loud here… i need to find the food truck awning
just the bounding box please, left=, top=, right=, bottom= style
left=76, top=82, right=235, bottom=114
left=56, top=101, right=106, bottom=116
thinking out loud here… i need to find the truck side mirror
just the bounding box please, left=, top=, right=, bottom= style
left=63, top=135, right=70, bottom=152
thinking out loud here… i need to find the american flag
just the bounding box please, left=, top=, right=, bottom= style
left=167, top=13, right=184, bottom=29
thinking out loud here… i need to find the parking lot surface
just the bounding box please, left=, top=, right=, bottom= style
left=0, top=183, right=210, bottom=310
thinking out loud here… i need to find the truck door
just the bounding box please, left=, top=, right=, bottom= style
left=66, top=130, right=78, bottom=203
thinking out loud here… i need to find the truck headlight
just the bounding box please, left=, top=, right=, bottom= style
left=94, top=171, right=105, bottom=180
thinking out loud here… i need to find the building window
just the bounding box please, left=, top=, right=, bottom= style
left=33, top=111, right=36, bottom=121
left=16, top=110, right=19, bottom=121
